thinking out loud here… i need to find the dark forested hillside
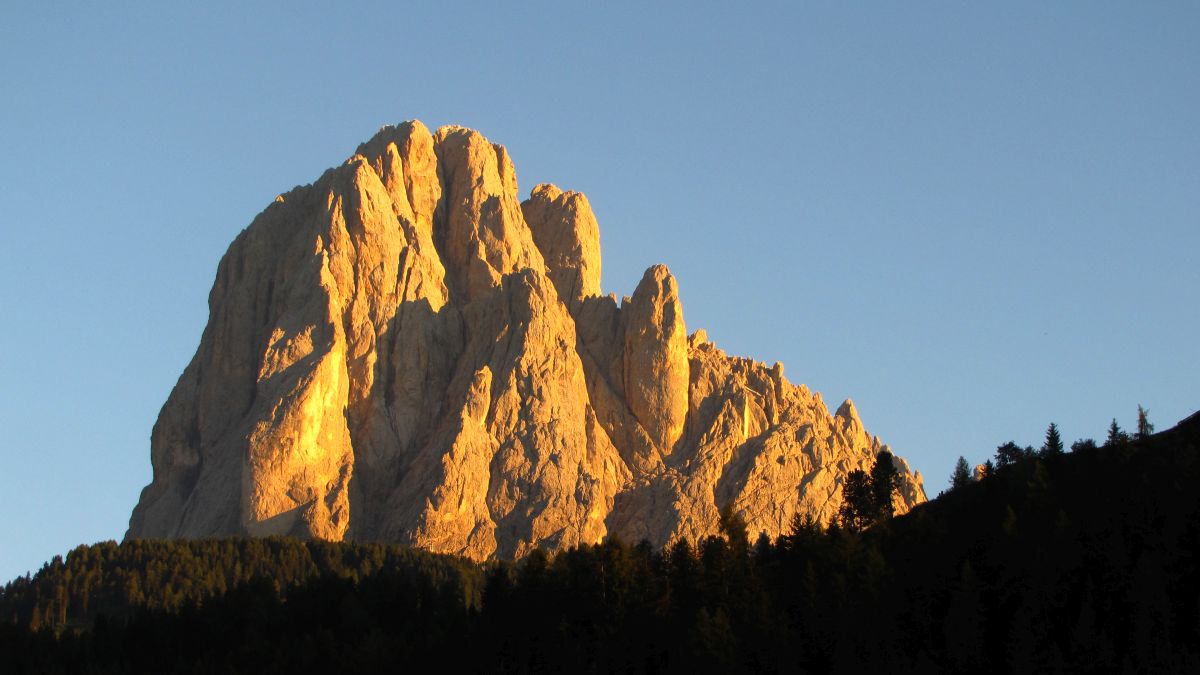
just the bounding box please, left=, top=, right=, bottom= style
left=0, top=538, right=484, bottom=629
left=4, top=412, right=1198, bottom=673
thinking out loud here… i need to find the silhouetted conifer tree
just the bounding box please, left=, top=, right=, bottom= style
left=1105, top=419, right=1129, bottom=447
left=950, top=456, right=972, bottom=490
left=840, top=452, right=899, bottom=531
left=838, top=470, right=874, bottom=532
left=1041, top=423, right=1064, bottom=457
left=870, top=451, right=899, bottom=520
left=717, top=503, right=750, bottom=555
left=1136, top=405, right=1154, bottom=439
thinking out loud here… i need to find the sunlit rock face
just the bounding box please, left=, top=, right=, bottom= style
left=127, top=121, right=925, bottom=558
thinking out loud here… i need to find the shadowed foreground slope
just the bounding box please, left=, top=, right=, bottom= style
left=5, top=412, right=1198, bottom=672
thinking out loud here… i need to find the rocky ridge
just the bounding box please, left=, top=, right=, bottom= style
left=128, top=121, right=925, bottom=559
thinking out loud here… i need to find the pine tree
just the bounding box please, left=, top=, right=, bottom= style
left=838, top=470, right=874, bottom=532
left=840, top=452, right=900, bottom=531
left=1041, top=423, right=1064, bottom=457
left=1105, top=419, right=1129, bottom=447
left=718, top=503, right=749, bottom=555
left=950, top=456, right=972, bottom=490
left=1136, top=405, right=1154, bottom=440
left=869, top=451, right=899, bottom=520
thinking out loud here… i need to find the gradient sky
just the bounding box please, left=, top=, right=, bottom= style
left=2, top=2, right=1196, bottom=583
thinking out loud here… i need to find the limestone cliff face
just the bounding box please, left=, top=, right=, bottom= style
left=128, top=121, right=925, bottom=557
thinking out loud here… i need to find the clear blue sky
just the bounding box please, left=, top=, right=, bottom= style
left=2, top=2, right=1196, bottom=583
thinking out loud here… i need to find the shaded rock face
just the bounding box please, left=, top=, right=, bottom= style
left=128, top=121, right=925, bottom=558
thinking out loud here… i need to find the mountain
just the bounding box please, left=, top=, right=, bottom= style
left=127, top=121, right=924, bottom=558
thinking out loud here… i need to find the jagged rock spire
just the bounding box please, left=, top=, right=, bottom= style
left=128, top=121, right=925, bottom=558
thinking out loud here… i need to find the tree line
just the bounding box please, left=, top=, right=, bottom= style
left=946, top=404, right=1158, bottom=491
left=2, top=405, right=1197, bottom=673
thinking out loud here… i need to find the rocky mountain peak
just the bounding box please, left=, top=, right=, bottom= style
left=128, top=121, right=925, bottom=559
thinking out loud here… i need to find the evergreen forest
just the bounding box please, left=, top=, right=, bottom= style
left=2, top=410, right=1198, bottom=673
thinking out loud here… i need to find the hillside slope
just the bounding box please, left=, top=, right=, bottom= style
left=6, top=412, right=1197, bottom=672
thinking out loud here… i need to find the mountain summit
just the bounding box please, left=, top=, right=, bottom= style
left=128, top=121, right=925, bottom=558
